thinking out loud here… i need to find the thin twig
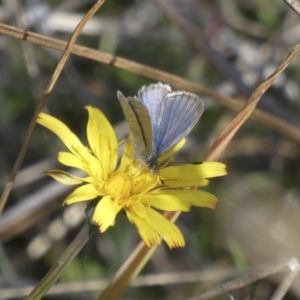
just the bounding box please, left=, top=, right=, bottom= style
left=153, top=0, right=299, bottom=125
left=97, top=211, right=180, bottom=300
left=97, top=40, right=300, bottom=300
left=270, top=258, right=300, bottom=300
left=187, top=259, right=295, bottom=300
left=153, top=0, right=249, bottom=95
left=284, top=0, right=300, bottom=16
left=0, top=0, right=105, bottom=216
left=205, top=41, right=300, bottom=161
left=0, top=23, right=299, bottom=143
left=0, top=268, right=240, bottom=299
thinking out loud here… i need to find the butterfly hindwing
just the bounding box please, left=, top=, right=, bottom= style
left=128, top=98, right=153, bottom=160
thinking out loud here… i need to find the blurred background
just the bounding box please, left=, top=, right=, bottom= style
left=1, top=0, right=300, bottom=299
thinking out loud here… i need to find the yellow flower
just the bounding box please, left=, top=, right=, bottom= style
left=37, top=106, right=226, bottom=248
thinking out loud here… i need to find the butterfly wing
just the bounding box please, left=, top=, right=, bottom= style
left=155, top=91, right=204, bottom=157
left=128, top=98, right=153, bottom=160
left=117, top=91, right=153, bottom=160
left=118, top=84, right=204, bottom=164
left=137, top=83, right=171, bottom=157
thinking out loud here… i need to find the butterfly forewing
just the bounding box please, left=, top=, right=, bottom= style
left=117, top=91, right=152, bottom=160
left=128, top=98, right=153, bottom=159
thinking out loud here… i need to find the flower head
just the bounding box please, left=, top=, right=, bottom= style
left=37, top=106, right=226, bottom=248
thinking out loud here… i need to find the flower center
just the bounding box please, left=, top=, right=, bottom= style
left=104, top=170, right=132, bottom=201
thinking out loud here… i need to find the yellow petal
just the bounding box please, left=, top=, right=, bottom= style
left=60, top=148, right=105, bottom=182
left=141, top=191, right=191, bottom=212
left=46, top=170, right=86, bottom=185
left=159, top=162, right=226, bottom=187
left=58, top=152, right=85, bottom=169
left=63, top=184, right=99, bottom=205
left=37, top=113, right=89, bottom=157
left=126, top=208, right=162, bottom=247
left=186, top=190, right=219, bottom=208
left=123, top=136, right=134, bottom=158
left=158, top=139, right=186, bottom=162
left=92, top=195, right=122, bottom=232
left=171, top=189, right=218, bottom=208
left=120, top=136, right=137, bottom=170
left=130, top=203, right=148, bottom=219
left=96, top=136, right=117, bottom=181
left=145, top=208, right=185, bottom=249
left=86, top=106, right=118, bottom=169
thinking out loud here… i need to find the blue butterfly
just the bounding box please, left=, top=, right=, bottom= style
left=117, top=82, right=204, bottom=170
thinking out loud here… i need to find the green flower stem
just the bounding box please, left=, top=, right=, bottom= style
left=24, top=222, right=96, bottom=300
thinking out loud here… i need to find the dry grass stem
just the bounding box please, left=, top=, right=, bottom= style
left=98, top=212, right=180, bottom=300
left=0, top=0, right=105, bottom=216
left=0, top=24, right=300, bottom=143
left=284, top=0, right=300, bottom=16
left=1, top=268, right=239, bottom=299
left=206, top=42, right=300, bottom=161
left=187, top=258, right=299, bottom=300
left=98, top=41, right=300, bottom=299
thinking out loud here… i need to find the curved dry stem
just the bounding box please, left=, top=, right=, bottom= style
left=206, top=42, right=300, bottom=161
left=97, top=211, right=180, bottom=300
left=0, top=23, right=299, bottom=143
left=97, top=42, right=300, bottom=299
left=186, top=259, right=299, bottom=300
left=0, top=0, right=105, bottom=216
